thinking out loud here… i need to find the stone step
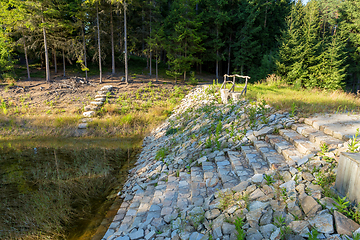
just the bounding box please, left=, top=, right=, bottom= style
left=227, top=151, right=254, bottom=181
left=279, top=129, right=320, bottom=155
left=214, top=154, right=240, bottom=189
left=266, top=135, right=302, bottom=164
left=190, top=167, right=206, bottom=206
left=90, top=101, right=104, bottom=106
left=292, top=123, right=344, bottom=150
left=240, top=145, right=269, bottom=174
left=253, top=140, right=289, bottom=169
left=304, top=117, right=346, bottom=140
left=95, top=94, right=107, bottom=99
left=202, top=161, right=222, bottom=196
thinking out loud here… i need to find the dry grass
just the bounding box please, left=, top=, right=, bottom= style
left=225, top=75, right=360, bottom=117
left=0, top=84, right=190, bottom=139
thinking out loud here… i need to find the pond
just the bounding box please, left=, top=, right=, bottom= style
left=0, top=137, right=142, bottom=240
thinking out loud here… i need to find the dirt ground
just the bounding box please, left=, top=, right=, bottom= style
left=0, top=71, right=201, bottom=112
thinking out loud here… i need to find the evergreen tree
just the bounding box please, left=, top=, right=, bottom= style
left=164, top=0, right=204, bottom=82
left=232, top=0, right=262, bottom=75
left=340, top=0, right=360, bottom=92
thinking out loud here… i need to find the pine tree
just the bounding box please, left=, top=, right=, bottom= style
left=340, top=0, right=360, bottom=92
left=232, top=0, right=262, bottom=75
left=164, top=0, right=204, bottom=82
left=276, top=0, right=305, bottom=86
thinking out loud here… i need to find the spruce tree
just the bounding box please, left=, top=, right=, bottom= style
left=164, top=0, right=204, bottom=82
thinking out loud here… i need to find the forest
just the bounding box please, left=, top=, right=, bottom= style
left=0, top=0, right=359, bottom=92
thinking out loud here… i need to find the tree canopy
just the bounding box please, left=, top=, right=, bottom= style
left=0, top=0, right=359, bottom=91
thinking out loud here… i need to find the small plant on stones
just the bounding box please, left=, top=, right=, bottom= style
left=273, top=127, right=280, bottom=134
left=333, top=196, right=350, bottom=214
left=234, top=217, right=246, bottom=240
left=351, top=233, right=360, bottom=240
left=264, top=174, right=275, bottom=185
left=280, top=226, right=293, bottom=240
left=289, top=102, right=297, bottom=117
left=348, top=128, right=360, bottom=152
left=320, top=143, right=329, bottom=155
left=307, top=228, right=319, bottom=240
left=274, top=216, right=286, bottom=228
left=155, top=147, right=169, bottom=161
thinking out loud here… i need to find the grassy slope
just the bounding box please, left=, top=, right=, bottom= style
left=229, top=81, right=360, bottom=117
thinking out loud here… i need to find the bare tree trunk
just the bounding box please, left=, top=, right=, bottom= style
left=23, top=37, right=31, bottom=80
left=97, top=3, right=102, bottom=83
left=124, top=0, right=128, bottom=84
left=216, top=50, right=219, bottom=80
left=216, top=27, right=219, bottom=80
left=227, top=35, right=231, bottom=75
left=150, top=52, right=152, bottom=76
left=156, top=53, right=158, bottom=82
left=149, top=2, right=152, bottom=76
left=111, top=5, right=115, bottom=75
left=63, top=50, right=66, bottom=77
left=53, top=49, right=57, bottom=74
left=82, top=24, right=88, bottom=80
left=264, top=0, right=268, bottom=28
left=43, top=25, right=50, bottom=83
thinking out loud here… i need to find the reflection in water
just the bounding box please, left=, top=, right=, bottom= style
left=0, top=138, right=141, bottom=240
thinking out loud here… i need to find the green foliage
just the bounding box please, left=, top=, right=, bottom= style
left=155, top=147, right=169, bottom=161
left=234, top=217, right=246, bottom=240
left=348, top=128, right=360, bottom=152
left=289, top=102, right=297, bottom=117
left=307, top=228, right=319, bottom=240
left=320, top=143, right=329, bottom=155
left=0, top=29, right=15, bottom=80
left=264, top=174, right=275, bottom=185
left=276, top=0, right=347, bottom=90
left=333, top=196, right=350, bottom=214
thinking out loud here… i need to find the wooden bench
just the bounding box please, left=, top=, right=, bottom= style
left=220, top=74, right=250, bottom=103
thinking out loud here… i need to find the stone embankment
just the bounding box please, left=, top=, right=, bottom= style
left=102, top=85, right=360, bottom=240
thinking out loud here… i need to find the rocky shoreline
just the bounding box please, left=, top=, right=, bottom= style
left=102, top=85, right=360, bottom=240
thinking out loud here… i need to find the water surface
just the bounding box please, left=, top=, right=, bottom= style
left=0, top=137, right=142, bottom=239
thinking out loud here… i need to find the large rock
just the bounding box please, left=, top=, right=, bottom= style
left=334, top=210, right=360, bottom=236
left=246, top=228, right=263, bottom=240
left=129, top=229, right=144, bottom=240
left=259, top=208, right=273, bottom=225
left=254, top=127, right=274, bottom=137
left=90, top=101, right=104, bottom=106
left=249, top=188, right=265, bottom=200
left=189, top=232, right=204, bottom=240
left=78, top=123, right=88, bottom=129
left=100, top=85, right=113, bottom=91
left=319, top=197, right=337, bottom=211
left=260, top=224, right=277, bottom=239
left=279, top=180, right=296, bottom=192
left=83, top=111, right=95, bottom=117
left=232, top=181, right=250, bottom=193
left=288, top=220, right=310, bottom=236
left=205, top=209, right=220, bottom=220
left=222, top=222, right=236, bottom=235
left=300, top=195, right=322, bottom=217
left=246, top=208, right=263, bottom=228
left=308, top=211, right=334, bottom=234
